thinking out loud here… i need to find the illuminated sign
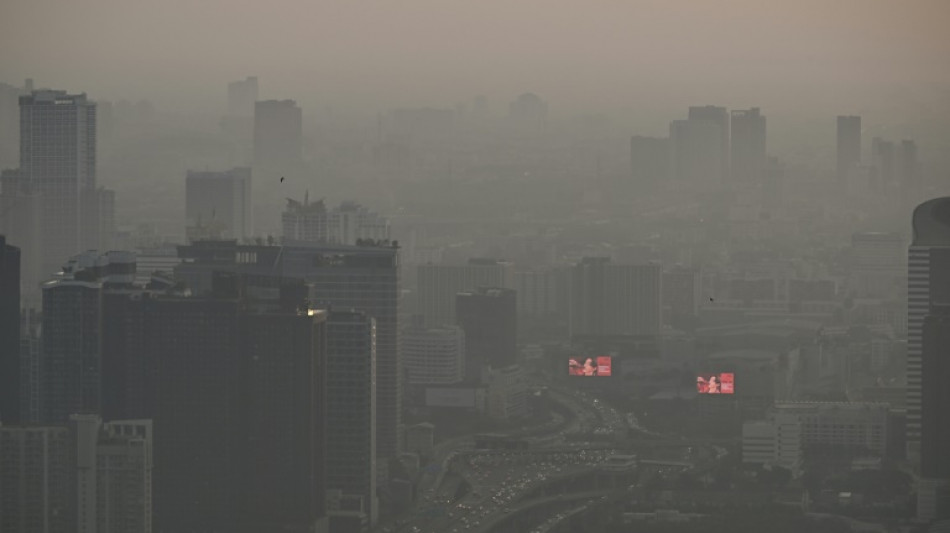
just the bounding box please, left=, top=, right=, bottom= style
left=569, top=356, right=612, bottom=377
left=696, top=373, right=734, bottom=394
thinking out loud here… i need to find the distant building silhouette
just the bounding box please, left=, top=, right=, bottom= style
left=254, top=99, right=302, bottom=166
left=0, top=81, right=27, bottom=170
left=730, top=108, right=766, bottom=184
left=185, top=167, right=252, bottom=241
left=569, top=257, right=661, bottom=339
left=417, top=259, right=514, bottom=327
left=688, top=105, right=730, bottom=183
left=670, top=118, right=723, bottom=188
left=836, top=115, right=861, bottom=188
left=227, top=76, right=258, bottom=117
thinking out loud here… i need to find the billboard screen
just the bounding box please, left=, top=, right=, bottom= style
left=569, top=356, right=612, bottom=377
left=696, top=373, right=734, bottom=394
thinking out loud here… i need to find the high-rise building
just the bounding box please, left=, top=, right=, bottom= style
left=401, top=316, right=465, bottom=385
left=898, top=140, right=919, bottom=196
left=569, top=257, right=661, bottom=339
left=40, top=273, right=103, bottom=424
left=456, top=287, right=517, bottom=382
left=0, top=415, right=153, bottom=533
left=670, top=119, right=724, bottom=188
left=907, top=198, right=950, bottom=465
left=19, top=90, right=115, bottom=276
left=185, top=167, right=252, bottom=241
left=417, top=259, right=514, bottom=327
left=688, top=105, right=730, bottom=182
left=282, top=196, right=390, bottom=245
left=326, top=310, right=378, bottom=527
left=741, top=411, right=802, bottom=472
left=513, top=267, right=570, bottom=318
left=630, top=136, right=669, bottom=187
left=730, top=108, right=766, bottom=184
left=174, top=240, right=401, bottom=459
left=254, top=99, right=302, bottom=166
left=0, top=235, right=20, bottom=424
left=837, top=115, right=861, bottom=188
left=910, top=197, right=950, bottom=522
left=227, top=76, right=258, bottom=117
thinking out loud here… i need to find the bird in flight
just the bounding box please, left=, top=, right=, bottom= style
left=708, top=297, right=715, bottom=302
left=280, top=176, right=285, bottom=183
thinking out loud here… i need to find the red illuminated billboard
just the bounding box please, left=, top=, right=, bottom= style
left=696, top=373, right=734, bottom=394
left=569, top=356, right=612, bottom=377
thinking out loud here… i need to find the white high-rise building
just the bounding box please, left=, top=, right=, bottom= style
left=741, top=411, right=802, bottom=473
left=281, top=196, right=390, bottom=245
left=401, top=319, right=464, bottom=385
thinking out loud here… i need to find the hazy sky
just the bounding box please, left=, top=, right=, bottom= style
left=2, top=0, right=949, bottom=117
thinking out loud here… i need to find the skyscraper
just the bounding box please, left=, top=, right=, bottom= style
left=185, top=167, right=252, bottom=241
left=174, top=240, right=401, bottom=459
left=688, top=105, right=730, bottom=183
left=417, top=259, right=514, bottom=327
left=254, top=99, right=302, bottom=166
left=630, top=136, right=669, bottom=187
left=0, top=235, right=20, bottom=424
left=326, top=310, right=378, bottom=527
left=0, top=82, right=26, bottom=170
left=401, top=317, right=465, bottom=385
left=19, top=90, right=114, bottom=276
left=456, top=287, right=517, bottom=383
left=907, top=198, right=950, bottom=463
left=569, top=257, right=661, bottom=339
left=0, top=415, right=153, bottom=533
left=837, top=115, right=861, bottom=188
left=909, top=197, right=950, bottom=521
left=730, top=108, right=766, bottom=184
left=670, top=119, right=724, bottom=188
left=282, top=196, right=390, bottom=245
left=227, top=76, right=258, bottom=117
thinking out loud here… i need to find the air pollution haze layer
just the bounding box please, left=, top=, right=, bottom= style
left=1, top=0, right=949, bottom=119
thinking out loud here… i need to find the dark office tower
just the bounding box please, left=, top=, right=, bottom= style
left=325, top=310, right=377, bottom=528
left=174, top=240, right=401, bottom=459
left=456, top=287, right=517, bottom=383
left=228, top=76, right=258, bottom=117
left=730, top=108, right=766, bottom=184
left=907, top=198, right=950, bottom=469
left=185, top=167, right=252, bottom=241
left=688, top=105, right=730, bottom=183
left=0, top=236, right=20, bottom=423
left=145, top=293, right=242, bottom=532
left=40, top=275, right=102, bottom=423
left=239, top=306, right=329, bottom=532
left=670, top=119, right=724, bottom=188
left=254, top=99, right=302, bottom=166
left=19, top=90, right=115, bottom=276
left=508, top=92, right=547, bottom=132
left=837, top=115, right=861, bottom=188
left=569, top=257, right=661, bottom=339
left=417, top=259, right=514, bottom=327
left=922, top=306, right=950, bottom=466
left=630, top=136, right=669, bottom=187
